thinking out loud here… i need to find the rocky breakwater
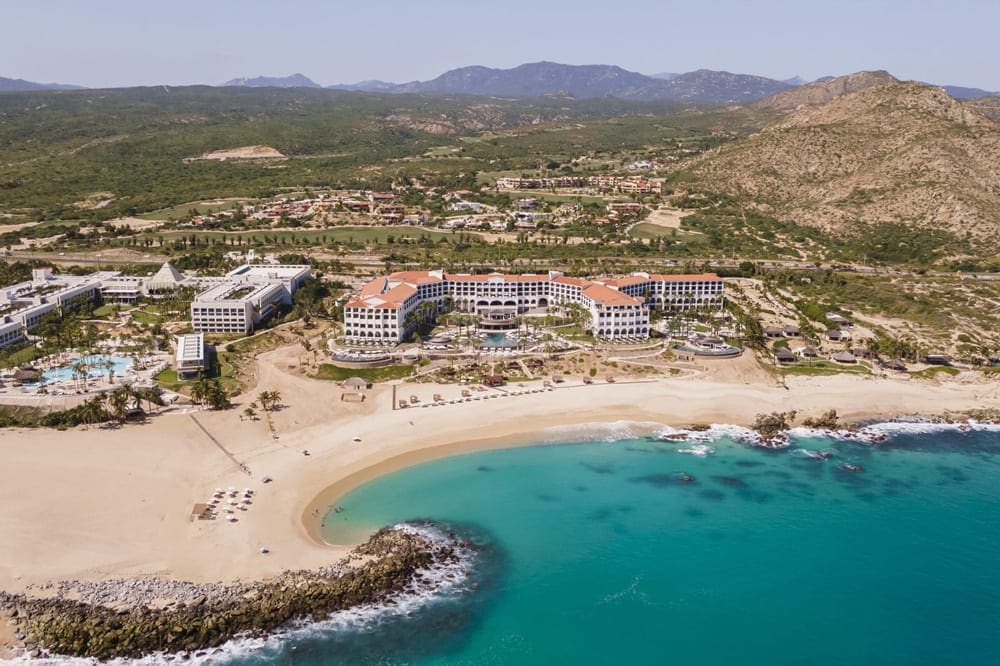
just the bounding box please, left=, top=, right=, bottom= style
left=0, top=523, right=474, bottom=660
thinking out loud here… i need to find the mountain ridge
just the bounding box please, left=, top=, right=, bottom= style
left=330, top=62, right=795, bottom=104
left=0, top=76, right=84, bottom=92
left=221, top=73, right=320, bottom=88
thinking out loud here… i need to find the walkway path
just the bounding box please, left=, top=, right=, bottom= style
left=189, top=413, right=251, bottom=476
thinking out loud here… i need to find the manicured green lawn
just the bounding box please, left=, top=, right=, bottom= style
left=628, top=223, right=703, bottom=241
left=137, top=200, right=248, bottom=221
left=130, top=310, right=164, bottom=324
left=92, top=304, right=122, bottom=317
left=0, top=344, right=44, bottom=369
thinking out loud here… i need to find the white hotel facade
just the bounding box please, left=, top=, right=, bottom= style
left=0, top=263, right=311, bottom=350
left=343, top=270, right=723, bottom=343
left=189, top=264, right=310, bottom=335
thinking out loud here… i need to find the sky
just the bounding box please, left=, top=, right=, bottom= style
left=3, top=0, right=999, bottom=91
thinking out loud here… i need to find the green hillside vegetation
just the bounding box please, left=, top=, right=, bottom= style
left=0, top=87, right=764, bottom=222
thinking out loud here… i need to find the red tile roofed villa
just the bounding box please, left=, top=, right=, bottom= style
left=342, top=270, right=723, bottom=344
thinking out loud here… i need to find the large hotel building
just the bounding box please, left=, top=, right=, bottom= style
left=343, top=270, right=723, bottom=343
left=0, top=263, right=310, bottom=349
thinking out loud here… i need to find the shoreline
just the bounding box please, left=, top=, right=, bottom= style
left=299, top=410, right=1000, bottom=548
left=2, top=348, right=999, bottom=595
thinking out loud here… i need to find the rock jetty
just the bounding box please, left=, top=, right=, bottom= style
left=0, top=524, right=471, bottom=660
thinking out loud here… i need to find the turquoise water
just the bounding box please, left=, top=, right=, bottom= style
left=481, top=332, right=517, bottom=348
left=234, top=427, right=1000, bottom=665
left=42, top=354, right=132, bottom=383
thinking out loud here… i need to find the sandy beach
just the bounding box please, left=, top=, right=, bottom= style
left=2, top=346, right=999, bottom=602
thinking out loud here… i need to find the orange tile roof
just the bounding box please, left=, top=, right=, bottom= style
left=381, top=283, right=417, bottom=303
left=388, top=270, right=438, bottom=283
left=552, top=276, right=588, bottom=287
left=650, top=273, right=721, bottom=281
left=350, top=271, right=718, bottom=310
left=582, top=283, right=641, bottom=306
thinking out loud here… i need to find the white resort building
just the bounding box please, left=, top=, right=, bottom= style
left=189, top=264, right=310, bottom=335
left=174, top=333, right=207, bottom=379
left=0, top=268, right=115, bottom=350
left=0, top=263, right=311, bottom=349
left=342, top=270, right=723, bottom=343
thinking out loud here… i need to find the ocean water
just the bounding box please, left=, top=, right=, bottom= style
left=235, top=426, right=1000, bottom=665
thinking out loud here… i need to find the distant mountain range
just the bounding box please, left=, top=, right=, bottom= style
left=329, top=62, right=797, bottom=104
left=221, top=73, right=320, bottom=88
left=328, top=62, right=1000, bottom=104
left=0, top=76, right=83, bottom=92
left=2, top=63, right=998, bottom=102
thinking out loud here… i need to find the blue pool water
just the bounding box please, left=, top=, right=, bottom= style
left=225, top=425, right=1000, bottom=665
left=481, top=332, right=518, bottom=348
left=42, top=354, right=133, bottom=383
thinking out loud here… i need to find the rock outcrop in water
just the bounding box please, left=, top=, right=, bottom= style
left=0, top=524, right=470, bottom=660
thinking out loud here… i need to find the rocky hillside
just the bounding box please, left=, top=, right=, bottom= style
left=660, top=69, right=792, bottom=104
left=964, top=96, right=1000, bottom=122
left=754, top=71, right=897, bottom=111
left=685, top=82, right=1000, bottom=245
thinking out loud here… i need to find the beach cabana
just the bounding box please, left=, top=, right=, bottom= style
left=343, top=376, right=372, bottom=390
left=832, top=351, right=857, bottom=364
left=190, top=503, right=214, bottom=521
left=483, top=375, right=505, bottom=387
left=775, top=348, right=796, bottom=364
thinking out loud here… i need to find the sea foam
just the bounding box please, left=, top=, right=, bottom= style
left=12, top=523, right=478, bottom=665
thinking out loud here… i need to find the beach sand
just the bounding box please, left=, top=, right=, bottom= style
left=2, top=345, right=998, bottom=597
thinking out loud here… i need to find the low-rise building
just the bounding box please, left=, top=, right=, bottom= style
left=175, top=333, right=207, bottom=379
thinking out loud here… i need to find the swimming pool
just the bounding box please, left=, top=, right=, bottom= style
left=43, top=355, right=134, bottom=383
left=481, top=332, right=519, bottom=349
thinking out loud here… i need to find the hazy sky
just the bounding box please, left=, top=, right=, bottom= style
left=4, top=0, right=999, bottom=90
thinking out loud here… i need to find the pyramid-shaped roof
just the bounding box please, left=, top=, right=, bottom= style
left=147, top=262, right=185, bottom=290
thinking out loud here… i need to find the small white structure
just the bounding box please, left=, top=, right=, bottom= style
left=175, top=333, right=207, bottom=379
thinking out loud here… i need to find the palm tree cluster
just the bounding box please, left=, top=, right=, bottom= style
left=256, top=390, right=282, bottom=412
left=78, top=385, right=164, bottom=427
left=190, top=377, right=232, bottom=410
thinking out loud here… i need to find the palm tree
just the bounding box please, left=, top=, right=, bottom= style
left=103, top=359, right=115, bottom=384
left=190, top=377, right=211, bottom=405
left=243, top=406, right=257, bottom=421
left=71, top=361, right=87, bottom=393
left=80, top=395, right=105, bottom=429
left=106, top=386, right=131, bottom=424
